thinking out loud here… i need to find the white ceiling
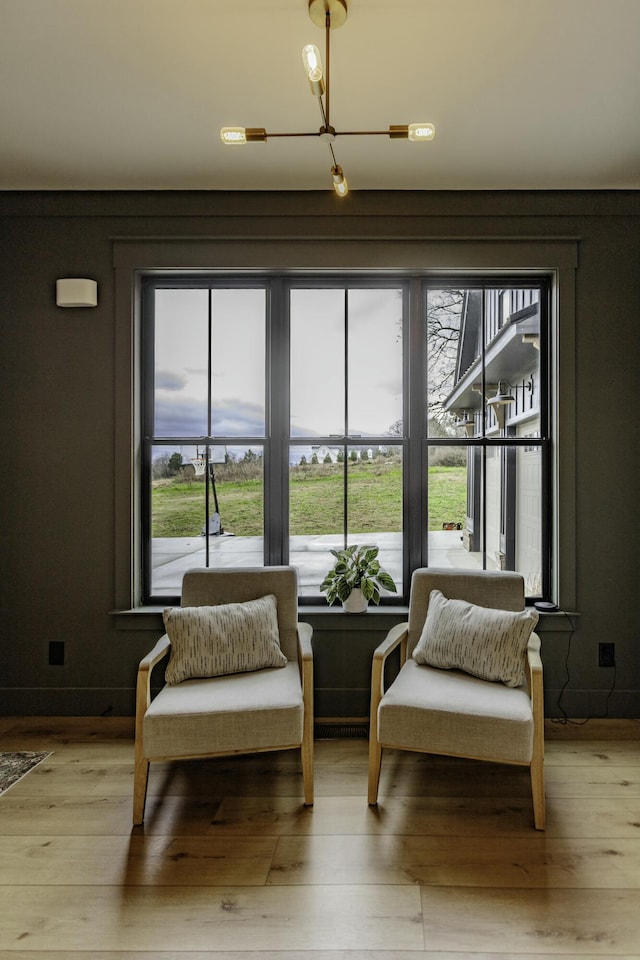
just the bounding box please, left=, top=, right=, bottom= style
left=1, top=0, right=639, bottom=192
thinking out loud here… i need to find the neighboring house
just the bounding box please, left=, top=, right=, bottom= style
left=443, top=289, right=542, bottom=594
left=312, top=445, right=342, bottom=463
left=310, top=446, right=374, bottom=463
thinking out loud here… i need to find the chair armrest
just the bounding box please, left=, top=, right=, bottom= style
left=369, top=622, right=409, bottom=729
left=297, top=621, right=314, bottom=705
left=527, top=632, right=542, bottom=671
left=297, top=621, right=314, bottom=799
left=526, top=631, right=544, bottom=721
left=372, top=621, right=409, bottom=668
left=297, top=621, right=313, bottom=662
left=135, top=634, right=171, bottom=730
left=139, top=633, right=172, bottom=674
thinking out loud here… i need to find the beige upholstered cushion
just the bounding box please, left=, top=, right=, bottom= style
left=378, top=659, right=534, bottom=763
left=163, top=594, right=287, bottom=684
left=412, top=589, right=538, bottom=688
left=144, top=662, right=304, bottom=759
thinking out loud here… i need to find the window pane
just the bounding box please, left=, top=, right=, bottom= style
left=290, top=289, right=345, bottom=437
left=289, top=443, right=403, bottom=597
left=427, top=286, right=542, bottom=440
left=149, top=443, right=264, bottom=596
left=428, top=443, right=543, bottom=597
left=211, top=289, right=266, bottom=437
left=348, top=288, right=403, bottom=436
left=150, top=443, right=207, bottom=596
left=154, top=289, right=208, bottom=436
left=209, top=445, right=264, bottom=563
left=427, top=445, right=477, bottom=569
left=348, top=444, right=403, bottom=597
left=289, top=445, right=344, bottom=596
left=426, top=290, right=465, bottom=438
left=496, top=442, right=543, bottom=598
left=484, top=287, right=541, bottom=437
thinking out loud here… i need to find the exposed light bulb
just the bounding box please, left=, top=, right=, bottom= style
left=302, top=44, right=325, bottom=96
left=220, top=127, right=247, bottom=145
left=220, top=127, right=266, bottom=144
left=331, top=164, right=349, bottom=198
left=408, top=122, right=435, bottom=141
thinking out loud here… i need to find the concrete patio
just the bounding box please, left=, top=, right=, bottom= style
left=150, top=529, right=483, bottom=597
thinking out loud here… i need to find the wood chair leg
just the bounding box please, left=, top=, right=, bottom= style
left=133, top=755, right=149, bottom=826
left=368, top=737, right=382, bottom=805
left=531, top=755, right=545, bottom=830
left=301, top=736, right=314, bottom=806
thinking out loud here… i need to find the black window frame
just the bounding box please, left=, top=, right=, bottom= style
left=140, top=272, right=551, bottom=606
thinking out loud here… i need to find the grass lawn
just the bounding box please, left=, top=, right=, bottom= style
left=152, top=462, right=466, bottom=538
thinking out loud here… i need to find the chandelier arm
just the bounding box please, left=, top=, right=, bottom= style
left=325, top=10, right=331, bottom=128
left=337, top=130, right=398, bottom=136
left=317, top=95, right=328, bottom=129
left=263, top=131, right=321, bottom=138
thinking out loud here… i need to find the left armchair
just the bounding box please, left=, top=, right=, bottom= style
left=133, top=566, right=313, bottom=825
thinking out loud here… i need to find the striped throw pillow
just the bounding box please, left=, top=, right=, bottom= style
left=163, top=594, right=287, bottom=684
left=412, top=589, right=538, bottom=687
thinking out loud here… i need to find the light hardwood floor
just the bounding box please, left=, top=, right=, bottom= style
left=0, top=716, right=639, bottom=959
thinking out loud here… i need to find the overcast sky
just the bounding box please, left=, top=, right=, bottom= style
left=153, top=286, right=403, bottom=451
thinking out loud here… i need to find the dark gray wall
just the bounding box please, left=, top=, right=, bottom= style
left=1, top=190, right=638, bottom=719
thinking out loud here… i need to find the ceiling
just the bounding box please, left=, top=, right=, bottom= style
left=1, top=0, right=639, bottom=192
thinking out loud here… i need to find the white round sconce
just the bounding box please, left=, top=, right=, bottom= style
left=56, top=278, right=98, bottom=308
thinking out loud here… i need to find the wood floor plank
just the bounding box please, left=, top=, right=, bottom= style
left=545, top=765, right=640, bottom=797
left=4, top=954, right=640, bottom=960
left=209, top=794, right=535, bottom=837
left=420, top=886, right=640, bottom=955
left=269, top=834, right=640, bottom=887
left=0, top=835, right=277, bottom=886
left=7, top=762, right=135, bottom=797
left=0, top=885, right=424, bottom=952
left=0, top=740, right=132, bottom=764
left=0, top=794, right=224, bottom=836
left=12, top=757, right=640, bottom=802
left=2, top=720, right=640, bottom=958
left=545, top=740, right=640, bottom=765
left=2, top=792, right=639, bottom=841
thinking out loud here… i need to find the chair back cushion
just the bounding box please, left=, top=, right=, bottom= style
left=406, top=567, right=526, bottom=659
left=180, top=566, right=300, bottom=660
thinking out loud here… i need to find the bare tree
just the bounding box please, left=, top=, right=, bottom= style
left=426, top=290, right=465, bottom=429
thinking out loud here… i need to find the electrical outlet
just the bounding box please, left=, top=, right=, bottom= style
left=48, top=640, right=65, bottom=666
left=598, top=642, right=615, bottom=668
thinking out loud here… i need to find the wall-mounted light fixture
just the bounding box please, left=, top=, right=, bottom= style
left=220, top=0, right=435, bottom=196
left=458, top=411, right=476, bottom=437
left=486, top=377, right=534, bottom=431
left=56, top=278, right=98, bottom=308
left=487, top=380, right=516, bottom=409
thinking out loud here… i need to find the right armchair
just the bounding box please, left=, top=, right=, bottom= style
left=368, top=567, right=545, bottom=829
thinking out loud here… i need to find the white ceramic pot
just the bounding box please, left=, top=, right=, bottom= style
left=342, top=588, right=368, bottom=613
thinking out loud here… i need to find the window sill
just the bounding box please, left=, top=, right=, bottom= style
left=112, top=604, right=410, bottom=631
left=113, top=604, right=577, bottom=632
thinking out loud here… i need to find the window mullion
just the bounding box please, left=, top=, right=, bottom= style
left=343, top=288, right=349, bottom=548
left=267, top=278, right=286, bottom=566
left=409, top=277, right=424, bottom=571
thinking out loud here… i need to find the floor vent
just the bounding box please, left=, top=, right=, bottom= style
left=314, top=723, right=368, bottom=739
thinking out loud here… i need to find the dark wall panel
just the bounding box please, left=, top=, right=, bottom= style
left=1, top=190, right=639, bottom=718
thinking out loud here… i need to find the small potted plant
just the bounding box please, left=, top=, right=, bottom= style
left=320, top=544, right=397, bottom=613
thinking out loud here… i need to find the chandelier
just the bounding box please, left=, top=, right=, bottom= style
left=220, top=0, right=435, bottom=197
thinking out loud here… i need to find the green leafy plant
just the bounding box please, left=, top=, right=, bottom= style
left=320, top=544, right=397, bottom=606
